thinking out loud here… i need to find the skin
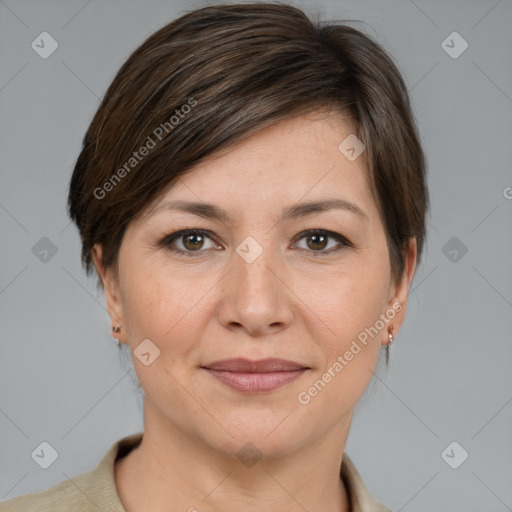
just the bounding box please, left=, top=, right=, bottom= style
left=92, top=111, right=417, bottom=512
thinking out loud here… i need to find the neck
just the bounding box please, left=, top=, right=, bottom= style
left=115, top=401, right=352, bottom=512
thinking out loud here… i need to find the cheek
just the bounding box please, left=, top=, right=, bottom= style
left=296, top=279, right=385, bottom=418
left=121, top=263, right=210, bottom=357
left=304, top=254, right=389, bottom=391
left=120, top=268, right=204, bottom=403
left=308, top=257, right=389, bottom=342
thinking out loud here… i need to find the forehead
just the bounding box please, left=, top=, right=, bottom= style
left=141, top=113, right=377, bottom=223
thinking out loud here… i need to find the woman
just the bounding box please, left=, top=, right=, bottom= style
left=1, top=2, right=428, bottom=511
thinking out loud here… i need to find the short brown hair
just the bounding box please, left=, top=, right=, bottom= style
left=67, top=1, right=429, bottom=289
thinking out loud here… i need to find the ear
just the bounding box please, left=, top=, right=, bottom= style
left=383, top=237, right=417, bottom=344
left=91, top=244, right=128, bottom=344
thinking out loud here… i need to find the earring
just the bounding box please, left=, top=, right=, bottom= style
left=385, top=326, right=394, bottom=365
left=112, top=325, right=121, bottom=346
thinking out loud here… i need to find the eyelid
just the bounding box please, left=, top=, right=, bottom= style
left=159, top=228, right=353, bottom=256
left=291, top=229, right=354, bottom=252
left=160, top=229, right=221, bottom=255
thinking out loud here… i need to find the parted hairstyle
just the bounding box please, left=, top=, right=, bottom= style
left=67, top=1, right=429, bottom=292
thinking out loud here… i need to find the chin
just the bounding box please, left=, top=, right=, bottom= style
left=204, top=413, right=309, bottom=459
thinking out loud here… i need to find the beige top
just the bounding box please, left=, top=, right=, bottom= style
left=0, top=432, right=392, bottom=512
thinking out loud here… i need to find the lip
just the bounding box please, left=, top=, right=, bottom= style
left=202, top=357, right=308, bottom=372
left=201, top=358, right=310, bottom=394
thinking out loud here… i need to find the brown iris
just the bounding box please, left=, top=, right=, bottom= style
left=182, top=233, right=205, bottom=251
left=306, top=233, right=328, bottom=251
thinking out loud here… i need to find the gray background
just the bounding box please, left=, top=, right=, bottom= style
left=1, top=0, right=511, bottom=510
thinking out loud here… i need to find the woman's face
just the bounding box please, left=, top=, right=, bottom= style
left=93, top=112, right=416, bottom=458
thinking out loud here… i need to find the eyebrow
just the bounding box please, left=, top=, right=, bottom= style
left=146, top=198, right=368, bottom=223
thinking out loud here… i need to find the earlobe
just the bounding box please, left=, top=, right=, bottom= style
left=384, top=238, right=418, bottom=344
left=91, top=244, right=127, bottom=344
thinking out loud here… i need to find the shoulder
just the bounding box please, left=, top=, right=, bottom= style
left=341, top=452, right=394, bottom=512
left=0, top=475, right=96, bottom=512
left=0, top=432, right=144, bottom=512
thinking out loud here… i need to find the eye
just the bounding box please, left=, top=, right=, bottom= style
left=160, top=229, right=220, bottom=256
left=160, top=228, right=353, bottom=257
left=292, top=229, right=353, bottom=256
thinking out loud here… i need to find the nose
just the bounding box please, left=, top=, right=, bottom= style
left=216, top=240, right=294, bottom=337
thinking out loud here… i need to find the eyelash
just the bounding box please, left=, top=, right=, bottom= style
left=159, top=228, right=354, bottom=258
